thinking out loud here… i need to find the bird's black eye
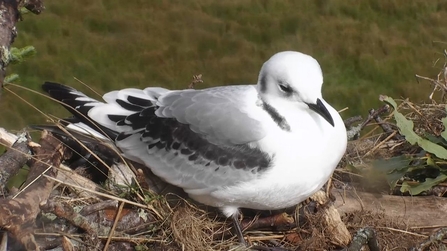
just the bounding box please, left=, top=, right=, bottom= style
left=278, top=83, right=293, bottom=93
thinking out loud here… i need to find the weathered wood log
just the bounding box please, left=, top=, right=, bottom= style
left=0, top=131, right=68, bottom=250
left=332, top=188, right=447, bottom=227
left=0, top=132, right=30, bottom=191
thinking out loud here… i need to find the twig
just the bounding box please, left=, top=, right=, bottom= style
left=79, top=200, right=119, bottom=216
left=376, top=226, right=427, bottom=238
left=411, top=225, right=447, bottom=230
left=188, top=74, right=203, bottom=89
left=241, top=213, right=294, bottom=231
left=410, top=227, right=447, bottom=251
left=41, top=198, right=157, bottom=237
left=416, top=58, right=447, bottom=101
left=363, top=130, right=397, bottom=156
left=344, top=115, right=362, bottom=127
left=345, top=105, right=393, bottom=140
left=246, top=235, right=286, bottom=241
left=40, top=200, right=97, bottom=235
left=345, top=227, right=380, bottom=251
left=361, top=105, right=390, bottom=129
left=43, top=174, right=149, bottom=209
left=103, top=202, right=125, bottom=251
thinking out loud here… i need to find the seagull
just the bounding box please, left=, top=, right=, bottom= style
left=41, top=51, right=347, bottom=244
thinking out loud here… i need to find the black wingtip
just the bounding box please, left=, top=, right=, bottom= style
left=42, top=82, right=81, bottom=104
left=42, top=81, right=76, bottom=93
left=40, top=82, right=119, bottom=140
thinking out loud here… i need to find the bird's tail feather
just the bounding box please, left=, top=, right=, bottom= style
left=42, top=82, right=119, bottom=140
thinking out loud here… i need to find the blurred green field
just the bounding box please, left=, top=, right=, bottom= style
left=1, top=0, right=446, bottom=130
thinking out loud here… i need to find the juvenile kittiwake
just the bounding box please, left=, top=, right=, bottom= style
left=41, top=51, right=347, bottom=243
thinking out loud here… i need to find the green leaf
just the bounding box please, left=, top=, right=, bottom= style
left=19, top=7, right=30, bottom=15
left=441, top=106, right=447, bottom=141
left=4, top=73, right=19, bottom=84
left=400, top=173, right=447, bottom=195
left=372, top=155, right=412, bottom=188
left=424, top=134, right=447, bottom=147
left=426, top=155, right=439, bottom=168
left=382, top=96, right=447, bottom=159
left=345, top=164, right=361, bottom=173
left=9, top=46, right=36, bottom=65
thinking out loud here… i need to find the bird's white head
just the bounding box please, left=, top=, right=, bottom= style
left=257, top=51, right=334, bottom=127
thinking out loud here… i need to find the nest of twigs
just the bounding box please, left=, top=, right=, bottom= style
left=345, top=99, right=446, bottom=162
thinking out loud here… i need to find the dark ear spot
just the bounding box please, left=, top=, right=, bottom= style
left=278, top=80, right=294, bottom=95
left=259, top=74, right=267, bottom=93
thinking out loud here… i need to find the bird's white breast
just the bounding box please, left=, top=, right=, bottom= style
left=203, top=99, right=347, bottom=210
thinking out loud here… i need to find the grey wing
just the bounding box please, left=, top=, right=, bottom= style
left=154, top=85, right=266, bottom=145
left=104, top=85, right=271, bottom=195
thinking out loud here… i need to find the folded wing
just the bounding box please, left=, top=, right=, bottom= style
left=43, top=82, right=272, bottom=194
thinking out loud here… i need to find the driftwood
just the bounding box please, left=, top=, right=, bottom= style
left=0, top=131, right=30, bottom=191
left=0, top=131, right=69, bottom=250
left=333, top=188, right=447, bottom=227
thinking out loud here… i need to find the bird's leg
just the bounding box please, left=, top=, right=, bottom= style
left=232, top=212, right=247, bottom=245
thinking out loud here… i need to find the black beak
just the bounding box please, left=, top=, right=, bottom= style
left=306, top=98, right=335, bottom=127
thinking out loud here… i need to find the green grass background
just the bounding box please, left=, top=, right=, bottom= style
left=1, top=0, right=447, bottom=130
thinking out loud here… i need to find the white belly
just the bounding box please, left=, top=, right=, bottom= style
left=189, top=110, right=347, bottom=211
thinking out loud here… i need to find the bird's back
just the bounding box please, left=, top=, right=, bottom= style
left=42, top=82, right=275, bottom=200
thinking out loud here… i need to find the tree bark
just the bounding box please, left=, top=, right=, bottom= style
left=0, top=0, right=18, bottom=87
left=0, top=0, right=44, bottom=90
